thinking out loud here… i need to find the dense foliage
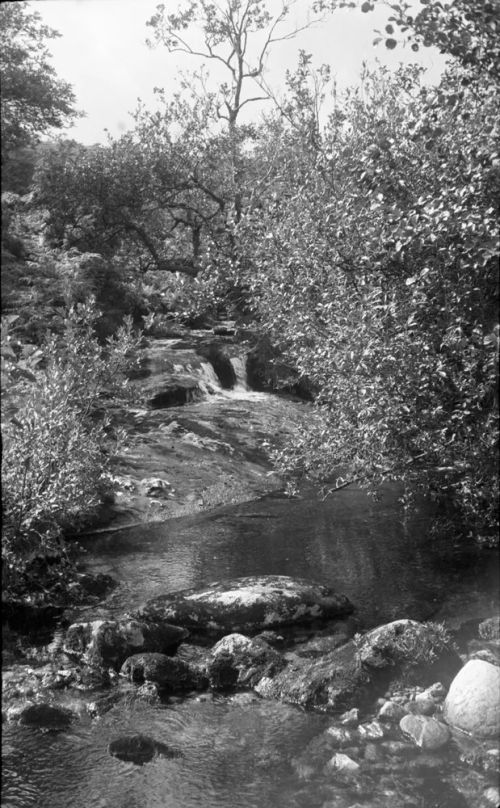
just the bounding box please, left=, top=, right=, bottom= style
left=234, top=59, right=499, bottom=543
left=0, top=2, right=81, bottom=164
left=1, top=303, right=142, bottom=592
left=1, top=0, right=499, bottom=580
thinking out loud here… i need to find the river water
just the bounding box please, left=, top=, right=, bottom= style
left=76, top=483, right=497, bottom=630
left=3, top=485, right=498, bottom=808
left=2, top=338, right=498, bottom=808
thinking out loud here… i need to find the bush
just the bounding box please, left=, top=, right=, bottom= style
left=1, top=301, right=142, bottom=593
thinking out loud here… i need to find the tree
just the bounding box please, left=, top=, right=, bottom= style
left=35, top=2, right=320, bottom=284
left=146, top=1, right=320, bottom=225
left=234, top=38, right=499, bottom=544
left=315, top=0, right=500, bottom=79
left=0, top=2, right=81, bottom=164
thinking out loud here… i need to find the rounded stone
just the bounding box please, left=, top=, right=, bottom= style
left=482, top=786, right=500, bottom=807
left=412, top=695, right=437, bottom=715
left=378, top=700, right=407, bottom=723
left=399, top=714, right=450, bottom=750
left=443, top=659, right=500, bottom=738
left=479, top=617, right=500, bottom=641
left=326, top=726, right=359, bottom=748
left=357, top=720, right=385, bottom=740
left=339, top=707, right=359, bottom=727
left=325, top=752, right=360, bottom=774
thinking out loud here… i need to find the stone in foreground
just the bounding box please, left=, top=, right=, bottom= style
left=207, top=633, right=286, bottom=689
left=443, top=659, right=500, bottom=738
left=120, top=652, right=206, bottom=691
left=133, top=575, right=354, bottom=636
left=9, top=702, right=74, bottom=731
left=63, top=619, right=188, bottom=669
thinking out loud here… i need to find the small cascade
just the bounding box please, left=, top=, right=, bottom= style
left=229, top=356, right=249, bottom=392
left=198, top=361, right=224, bottom=395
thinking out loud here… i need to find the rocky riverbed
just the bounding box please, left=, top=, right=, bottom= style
left=3, top=577, right=499, bottom=808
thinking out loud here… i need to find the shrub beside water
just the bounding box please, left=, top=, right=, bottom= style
left=1, top=300, right=142, bottom=596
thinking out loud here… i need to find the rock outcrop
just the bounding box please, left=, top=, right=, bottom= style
left=255, top=619, right=461, bottom=712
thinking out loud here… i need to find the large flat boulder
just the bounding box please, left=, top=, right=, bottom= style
left=132, top=575, right=354, bottom=637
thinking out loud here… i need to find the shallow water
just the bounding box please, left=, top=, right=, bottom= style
left=2, top=695, right=329, bottom=808
left=77, top=483, right=498, bottom=629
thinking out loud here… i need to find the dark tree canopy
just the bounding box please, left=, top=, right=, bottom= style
left=0, top=2, right=81, bottom=163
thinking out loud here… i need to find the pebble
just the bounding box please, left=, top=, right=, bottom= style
left=378, top=700, right=407, bottom=722
left=400, top=714, right=450, bottom=750
left=325, top=752, right=360, bottom=774
left=482, top=786, right=500, bottom=806
left=364, top=742, right=382, bottom=761
left=326, top=726, right=359, bottom=747
left=479, top=617, right=500, bottom=641
left=413, top=696, right=437, bottom=715
left=358, top=720, right=385, bottom=740
left=482, top=748, right=500, bottom=774
left=424, top=682, right=447, bottom=701
left=382, top=740, right=416, bottom=756
left=408, top=752, right=446, bottom=771
left=339, top=707, right=359, bottom=726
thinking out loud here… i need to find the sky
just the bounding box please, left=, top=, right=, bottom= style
left=32, top=0, right=447, bottom=145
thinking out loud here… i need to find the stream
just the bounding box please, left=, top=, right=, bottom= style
left=2, top=333, right=499, bottom=808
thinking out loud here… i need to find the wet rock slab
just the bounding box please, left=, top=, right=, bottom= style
left=133, top=575, right=354, bottom=637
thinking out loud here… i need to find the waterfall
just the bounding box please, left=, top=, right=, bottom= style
left=229, top=356, right=249, bottom=391
left=198, top=361, right=223, bottom=395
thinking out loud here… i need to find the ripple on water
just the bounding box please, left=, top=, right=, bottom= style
left=2, top=695, right=328, bottom=808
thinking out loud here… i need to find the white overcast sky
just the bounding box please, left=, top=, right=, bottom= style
left=32, top=0, right=447, bottom=145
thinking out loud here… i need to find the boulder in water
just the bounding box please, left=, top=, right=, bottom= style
left=255, top=619, right=461, bottom=712
left=133, top=575, right=354, bottom=637
left=11, top=702, right=74, bottom=731
left=120, top=652, right=206, bottom=690
left=443, top=659, right=500, bottom=738
left=63, top=618, right=188, bottom=669
left=108, top=734, right=183, bottom=765
left=207, top=633, right=286, bottom=689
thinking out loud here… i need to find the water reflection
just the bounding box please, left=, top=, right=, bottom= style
left=80, top=483, right=498, bottom=628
